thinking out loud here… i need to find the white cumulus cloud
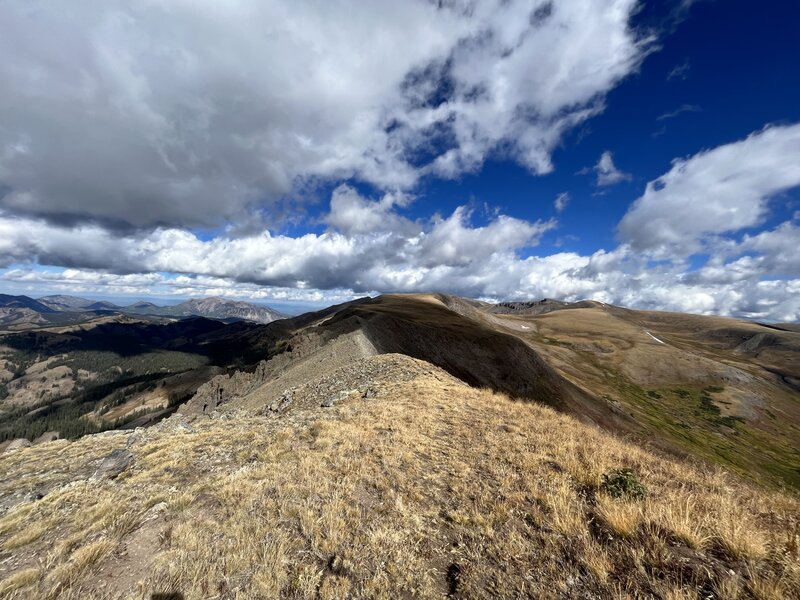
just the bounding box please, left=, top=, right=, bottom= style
left=618, top=123, right=800, bottom=256
left=554, top=192, right=570, bottom=212
left=0, top=0, right=650, bottom=230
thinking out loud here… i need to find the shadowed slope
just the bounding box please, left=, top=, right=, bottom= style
left=211, top=294, right=635, bottom=434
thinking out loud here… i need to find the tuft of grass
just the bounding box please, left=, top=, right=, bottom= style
left=658, top=585, right=698, bottom=600
left=712, top=496, right=767, bottom=561
left=290, top=565, right=324, bottom=599
left=547, top=477, right=587, bottom=536
left=109, top=510, right=142, bottom=539
left=0, top=567, right=40, bottom=596
left=645, top=494, right=712, bottom=550
left=0, top=504, right=34, bottom=537
left=712, top=573, right=742, bottom=600
left=746, top=564, right=793, bottom=600
left=49, top=538, right=114, bottom=586
left=252, top=534, right=289, bottom=596
left=319, top=575, right=351, bottom=600
left=596, top=495, right=642, bottom=538
left=582, top=538, right=613, bottom=584
left=3, top=519, right=52, bottom=550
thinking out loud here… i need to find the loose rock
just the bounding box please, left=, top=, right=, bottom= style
left=91, top=449, right=133, bottom=480
left=3, top=439, right=32, bottom=454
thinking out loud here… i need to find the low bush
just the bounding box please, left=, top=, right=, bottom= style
left=601, top=468, right=647, bottom=500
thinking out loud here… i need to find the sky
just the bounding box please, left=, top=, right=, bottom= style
left=1, top=0, right=799, bottom=320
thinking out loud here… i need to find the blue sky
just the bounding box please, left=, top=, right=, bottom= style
left=409, top=0, right=800, bottom=257
left=1, top=0, right=799, bottom=319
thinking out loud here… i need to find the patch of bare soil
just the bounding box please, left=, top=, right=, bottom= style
left=87, top=505, right=171, bottom=599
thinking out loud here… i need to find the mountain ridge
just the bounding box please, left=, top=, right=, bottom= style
left=173, top=292, right=799, bottom=489
left=2, top=292, right=799, bottom=487
left=122, top=296, right=287, bottom=324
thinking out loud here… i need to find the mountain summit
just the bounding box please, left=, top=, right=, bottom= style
left=172, top=297, right=286, bottom=324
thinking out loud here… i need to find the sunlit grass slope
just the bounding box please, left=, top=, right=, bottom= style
left=0, top=355, right=797, bottom=599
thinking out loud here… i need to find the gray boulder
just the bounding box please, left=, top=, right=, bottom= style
left=91, top=449, right=133, bottom=480
left=3, top=439, right=32, bottom=454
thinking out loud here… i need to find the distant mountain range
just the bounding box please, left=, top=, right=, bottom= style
left=119, top=296, right=287, bottom=324
left=0, top=294, right=58, bottom=314
left=0, top=293, right=65, bottom=329
left=37, top=295, right=119, bottom=312
left=0, top=294, right=287, bottom=328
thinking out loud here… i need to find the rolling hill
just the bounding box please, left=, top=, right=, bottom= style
left=38, top=295, right=117, bottom=312
left=0, top=294, right=97, bottom=330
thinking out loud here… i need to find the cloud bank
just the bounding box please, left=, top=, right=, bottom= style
left=3, top=120, right=800, bottom=321
left=0, top=0, right=648, bottom=230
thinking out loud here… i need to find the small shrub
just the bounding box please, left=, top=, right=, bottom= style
left=601, top=468, right=646, bottom=500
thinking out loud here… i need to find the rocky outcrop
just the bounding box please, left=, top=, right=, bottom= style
left=250, top=354, right=417, bottom=415
left=491, top=298, right=568, bottom=315
left=33, top=431, right=60, bottom=445
left=734, top=332, right=776, bottom=354
left=182, top=359, right=275, bottom=416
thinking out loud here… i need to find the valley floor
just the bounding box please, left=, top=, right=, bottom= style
left=0, top=355, right=798, bottom=599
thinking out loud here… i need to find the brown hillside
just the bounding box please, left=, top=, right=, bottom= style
left=1, top=354, right=798, bottom=599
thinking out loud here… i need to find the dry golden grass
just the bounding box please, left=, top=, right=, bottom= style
left=581, top=537, right=613, bottom=584
left=0, top=505, right=33, bottom=537
left=0, top=568, right=39, bottom=597
left=0, top=354, right=797, bottom=599
left=595, top=494, right=642, bottom=538
left=2, top=519, right=52, bottom=550
left=49, top=538, right=115, bottom=589
left=645, top=494, right=713, bottom=550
